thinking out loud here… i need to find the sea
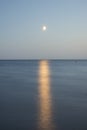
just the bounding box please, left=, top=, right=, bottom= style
left=0, top=60, right=87, bottom=130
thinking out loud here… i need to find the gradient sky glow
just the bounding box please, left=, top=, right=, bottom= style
left=0, top=0, right=87, bottom=59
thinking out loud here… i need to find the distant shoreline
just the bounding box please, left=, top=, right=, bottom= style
left=0, top=59, right=87, bottom=61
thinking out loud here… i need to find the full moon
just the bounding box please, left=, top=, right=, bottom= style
left=42, top=26, right=47, bottom=31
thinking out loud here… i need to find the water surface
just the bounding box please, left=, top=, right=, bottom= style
left=0, top=60, right=87, bottom=130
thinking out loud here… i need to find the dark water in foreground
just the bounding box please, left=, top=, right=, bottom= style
left=0, top=60, right=87, bottom=130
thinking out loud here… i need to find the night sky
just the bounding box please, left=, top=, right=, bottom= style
left=0, top=0, right=87, bottom=59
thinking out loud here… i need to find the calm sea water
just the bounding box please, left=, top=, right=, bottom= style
left=0, top=60, right=87, bottom=130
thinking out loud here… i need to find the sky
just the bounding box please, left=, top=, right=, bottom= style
left=0, top=0, right=87, bottom=59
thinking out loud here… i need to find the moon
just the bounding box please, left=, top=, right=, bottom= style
left=42, top=26, right=47, bottom=31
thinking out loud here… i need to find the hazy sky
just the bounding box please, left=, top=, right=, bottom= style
left=0, top=0, right=87, bottom=59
